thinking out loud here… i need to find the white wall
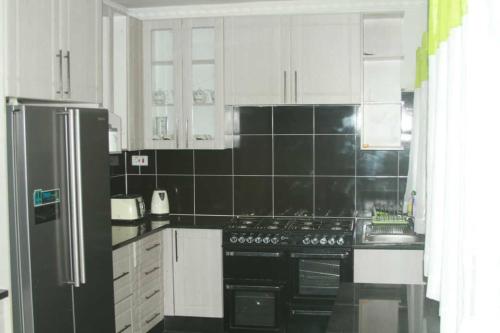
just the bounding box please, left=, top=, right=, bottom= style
left=0, top=0, right=13, bottom=330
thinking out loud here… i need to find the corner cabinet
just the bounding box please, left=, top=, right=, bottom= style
left=164, top=229, right=223, bottom=318
left=7, top=0, right=102, bottom=103
left=143, top=18, right=225, bottom=150
left=224, top=14, right=361, bottom=105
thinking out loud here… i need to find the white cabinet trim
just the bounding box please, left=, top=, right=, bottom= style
left=122, top=0, right=425, bottom=20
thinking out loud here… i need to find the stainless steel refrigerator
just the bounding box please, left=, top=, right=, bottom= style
left=7, top=104, right=115, bottom=333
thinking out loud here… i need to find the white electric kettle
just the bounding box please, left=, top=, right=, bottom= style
left=151, top=189, right=170, bottom=215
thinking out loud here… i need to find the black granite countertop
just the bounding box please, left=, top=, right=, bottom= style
left=353, top=219, right=425, bottom=250
left=0, top=289, right=8, bottom=300
left=112, top=214, right=231, bottom=250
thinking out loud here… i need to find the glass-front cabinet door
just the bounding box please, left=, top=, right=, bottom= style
left=143, top=20, right=182, bottom=149
left=182, top=18, right=224, bottom=149
left=143, top=18, right=224, bottom=150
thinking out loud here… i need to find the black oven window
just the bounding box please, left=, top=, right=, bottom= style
left=299, top=259, right=340, bottom=296
left=234, top=291, right=276, bottom=327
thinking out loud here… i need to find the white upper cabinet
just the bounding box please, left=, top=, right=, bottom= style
left=143, top=18, right=225, bottom=149
left=224, top=16, right=289, bottom=105
left=7, top=0, right=102, bottom=103
left=290, top=14, right=361, bottom=104
left=65, top=0, right=102, bottom=103
left=224, top=14, right=361, bottom=105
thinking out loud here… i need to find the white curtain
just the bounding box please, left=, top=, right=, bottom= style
left=422, top=0, right=500, bottom=332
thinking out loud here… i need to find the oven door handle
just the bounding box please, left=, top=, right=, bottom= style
left=290, top=252, right=350, bottom=259
left=225, top=284, right=284, bottom=291
left=225, top=251, right=284, bottom=258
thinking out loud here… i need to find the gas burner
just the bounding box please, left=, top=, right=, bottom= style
left=267, top=226, right=278, bottom=230
left=303, top=221, right=313, bottom=226
left=242, top=220, right=254, bottom=225
left=301, top=226, right=312, bottom=230
left=329, top=226, right=342, bottom=231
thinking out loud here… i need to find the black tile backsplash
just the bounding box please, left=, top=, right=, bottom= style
left=195, top=176, right=233, bottom=215
left=315, top=105, right=356, bottom=134
left=157, top=150, right=193, bottom=174
left=234, top=135, right=273, bottom=175
left=113, top=102, right=412, bottom=218
left=234, top=106, right=272, bottom=134
left=157, top=175, right=194, bottom=214
left=274, top=105, right=313, bottom=134
left=234, top=176, right=273, bottom=216
left=315, top=177, right=355, bottom=217
left=315, top=135, right=356, bottom=176
left=274, top=177, right=313, bottom=217
left=274, top=135, right=313, bottom=175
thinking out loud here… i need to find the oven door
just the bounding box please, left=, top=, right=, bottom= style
left=288, top=250, right=353, bottom=311
left=223, top=248, right=288, bottom=281
left=225, top=283, right=286, bottom=333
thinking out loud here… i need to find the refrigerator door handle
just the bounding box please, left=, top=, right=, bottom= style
left=67, top=109, right=81, bottom=287
left=73, top=109, right=87, bottom=285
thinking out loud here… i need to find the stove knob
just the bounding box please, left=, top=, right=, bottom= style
left=263, top=236, right=270, bottom=244
left=254, top=236, right=262, bottom=244
left=337, top=237, right=345, bottom=246
left=302, top=237, right=311, bottom=245
left=238, top=236, right=246, bottom=244
left=246, top=236, right=254, bottom=244
left=271, top=236, right=279, bottom=245
left=328, top=237, right=336, bottom=246
left=311, top=237, right=319, bottom=245
left=320, top=237, right=327, bottom=245
left=230, top=236, right=238, bottom=244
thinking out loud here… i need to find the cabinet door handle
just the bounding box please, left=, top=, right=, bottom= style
left=294, top=70, right=298, bottom=104
left=174, top=230, right=178, bottom=262
left=145, top=289, right=160, bottom=300
left=117, top=324, right=131, bottom=333
left=144, top=267, right=159, bottom=276
left=56, top=50, right=63, bottom=95
left=185, top=119, right=189, bottom=148
left=146, top=243, right=160, bottom=251
left=64, top=51, right=71, bottom=96
left=283, top=71, right=287, bottom=103
left=145, top=313, right=161, bottom=324
left=113, top=271, right=129, bottom=282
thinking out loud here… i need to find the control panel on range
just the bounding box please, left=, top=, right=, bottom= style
left=226, top=232, right=349, bottom=247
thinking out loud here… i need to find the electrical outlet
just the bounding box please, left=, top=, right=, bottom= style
left=131, top=155, right=148, bottom=166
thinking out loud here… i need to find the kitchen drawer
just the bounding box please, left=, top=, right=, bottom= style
left=115, top=296, right=133, bottom=333
left=137, top=291, right=163, bottom=333
left=137, top=260, right=162, bottom=287
left=136, top=277, right=162, bottom=306
left=114, top=270, right=134, bottom=304
left=113, top=244, right=132, bottom=262
left=138, top=234, right=162, bottom=260
left=113, top=255, right=132, bottom=279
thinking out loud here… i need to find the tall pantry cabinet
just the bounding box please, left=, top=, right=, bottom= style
left=6, top=0, right=102, bottom=103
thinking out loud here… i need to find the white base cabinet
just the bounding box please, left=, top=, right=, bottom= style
left=354, top=249, right=424, bottom=285
left=164, top=229, right=223, bottom=318
left=112, top=233, right=164, bottom=333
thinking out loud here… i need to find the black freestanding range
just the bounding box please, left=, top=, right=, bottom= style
left=223, top=218, right=354, bottom=332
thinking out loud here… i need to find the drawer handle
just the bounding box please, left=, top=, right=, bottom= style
left=144, top=267, right=159, bottom=276
left=145, top=289, right=160, bottom=300
left=117, top=324, right=131, bottom=333
left=145, top=243, right=160, bottom=251
left=113, top=271, right=129, bottom=282
left=145, top=313, right=161, bottom=324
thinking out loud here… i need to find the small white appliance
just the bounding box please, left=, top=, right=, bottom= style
left=151, top=189, right=169, bottom=215
left=111, top=194, right=145, bottom=220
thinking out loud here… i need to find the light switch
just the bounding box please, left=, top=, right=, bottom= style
left=131, top=155, right=148, bottom=166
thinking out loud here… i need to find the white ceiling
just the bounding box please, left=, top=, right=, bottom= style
left=112, top=0, right=285, bottom=8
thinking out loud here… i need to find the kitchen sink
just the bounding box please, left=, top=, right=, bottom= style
left=361, top=224, right=423, bottom=245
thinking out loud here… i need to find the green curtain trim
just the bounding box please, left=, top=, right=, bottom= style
left=415, top=0, right=467, bottom=87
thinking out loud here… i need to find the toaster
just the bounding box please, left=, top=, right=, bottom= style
left=111, top=194, right=145, bottom=220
